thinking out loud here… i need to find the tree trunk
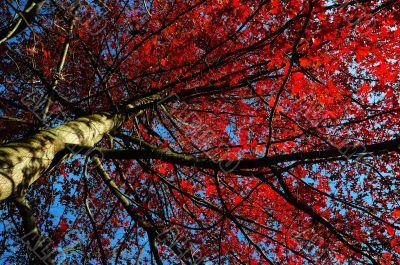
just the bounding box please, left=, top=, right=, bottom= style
left=0, top=112, right=124, bottom=201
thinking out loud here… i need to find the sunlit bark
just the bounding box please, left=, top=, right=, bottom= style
left=0, top=113, right=123, bottom=201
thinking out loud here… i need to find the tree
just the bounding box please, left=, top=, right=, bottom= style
left=0, top=0, right=399, bottom=264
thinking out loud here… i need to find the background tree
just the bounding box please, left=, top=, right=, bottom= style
left=0, top=0, right=399, bottom=264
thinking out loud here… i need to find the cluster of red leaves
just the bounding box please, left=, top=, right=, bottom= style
left=1, top=0, right=400, bottom=264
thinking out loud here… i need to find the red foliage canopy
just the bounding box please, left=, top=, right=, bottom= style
left=0, top=0, right=399, bottom=264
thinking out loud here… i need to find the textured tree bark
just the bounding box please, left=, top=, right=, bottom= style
left=0, top=112, right=124, bottom=201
